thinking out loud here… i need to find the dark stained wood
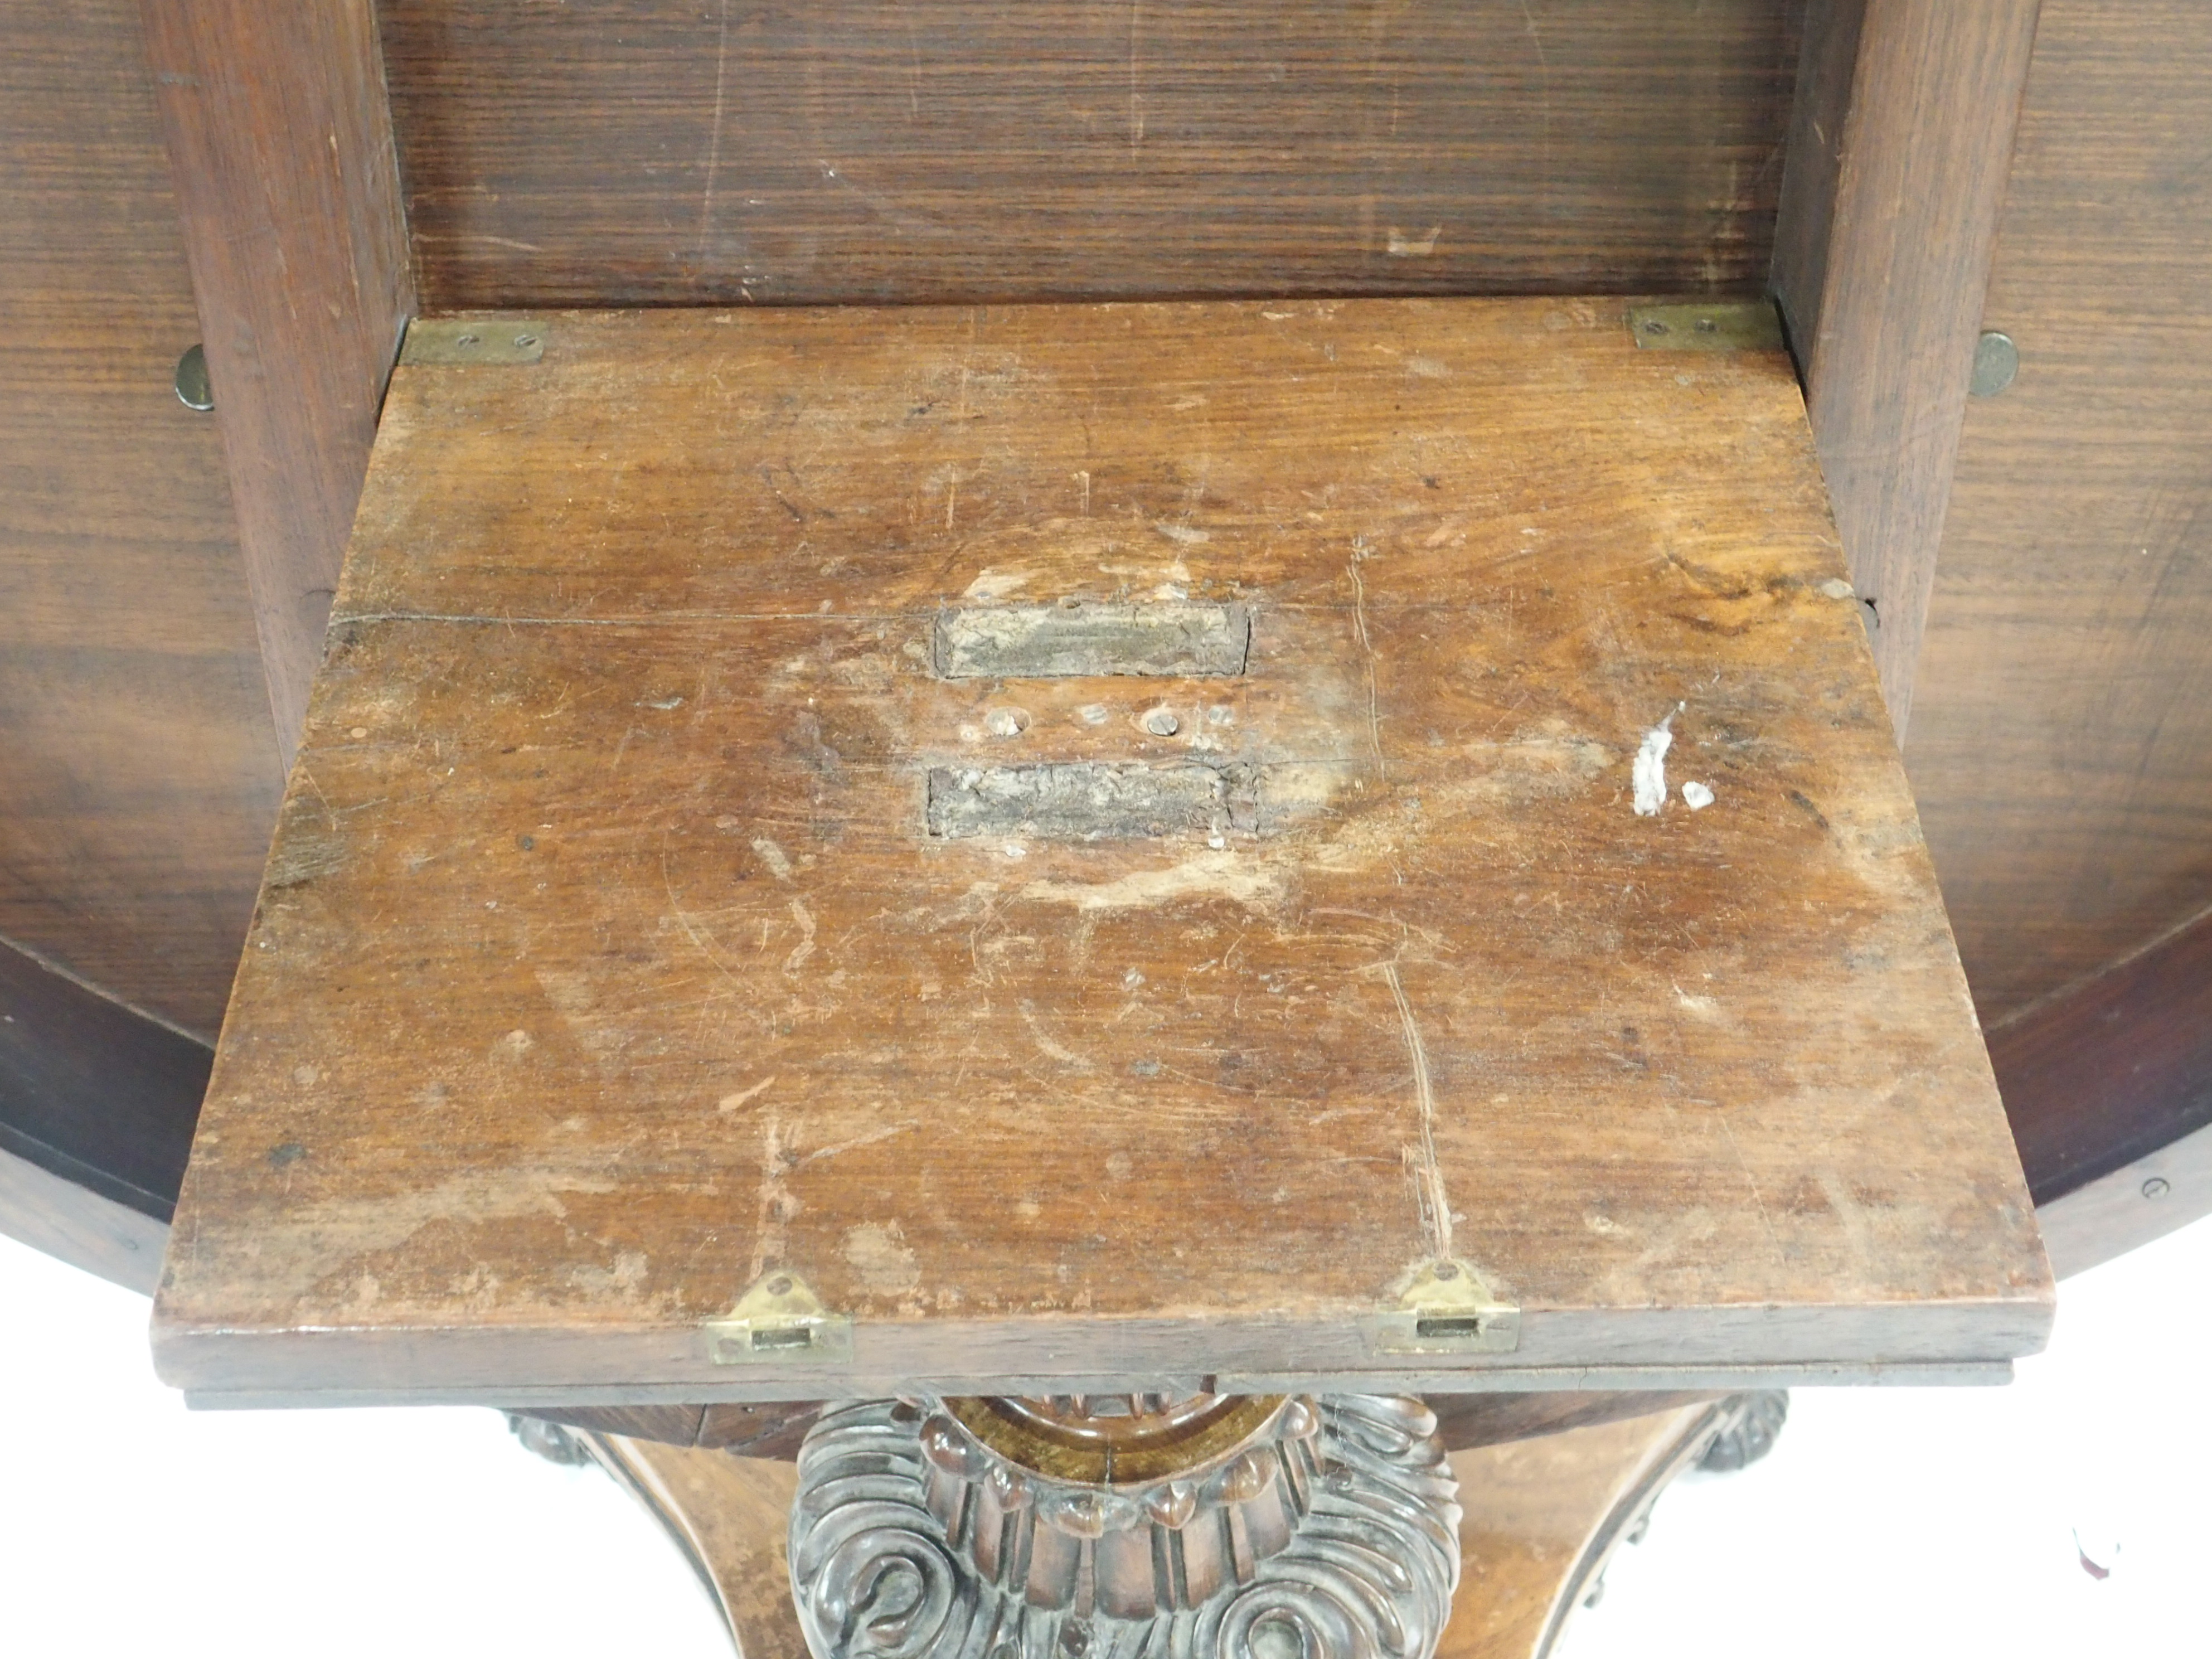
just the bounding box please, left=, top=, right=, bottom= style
left=588, top=1404, right=1729, bottom=1659
left=0, top=1144, right=172, bottom=1294
left=0, top=0, right=283, bottom=1039
left=384, top=0, right=1803, bottom=310
left=1428, top=1390, right=1723, bottom=1454
left=1769, top=0, right=2045, bottom=728
left=0, top=935, right=211, bottom=1223
left=1910, top=0, right=2212, bottom=1024
left=1988, top=906, right=2212, bottom=1207
left=2036, top=1118, right=2212, bottom=1279
left=527, top=1401, right=821, bottom=1458
left=153, top=300, right=2048, bottom=1404
left=138, top=0, right=416, bottom=765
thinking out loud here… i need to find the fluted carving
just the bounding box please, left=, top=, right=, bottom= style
left=788, top=1395, right=1460, bottom=1659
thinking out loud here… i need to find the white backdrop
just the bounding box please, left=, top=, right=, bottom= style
left=2, top=1214, right=2206, bottom=1659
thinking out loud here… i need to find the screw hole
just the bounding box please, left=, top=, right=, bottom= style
left=513, top=333, right=539, bottom=350
left=1142, top=707, right=1180, bottom=737
left=454, top=332, right=480, bottom=348
left=1695, top=316, right=1719, bottom=333
left=767, top=1274, right=793, bottom=1296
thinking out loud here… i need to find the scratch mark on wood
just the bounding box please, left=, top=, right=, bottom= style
left=1521, top=0, right=1553, bottom=200
left=719, top=1076, right=777, bottom=1113
left=783, top=896, right=817, bottom=974
left=1347, top=548, right=1386, bottom=780
left=697, top=0, right=734, bottom=261
left=1127, top=0, right=1144, bottom=154
left=661, top=838, right=748, bottom=996
left=1379, top=958, right=1452, bottom=1262
left=1717, top=1110, right=1785, bottom=1267
left=1019, top=1000, right=1093, bottom=1071
left=749, top=1109, right=791, bottom=1281
left=794, top=1120, right=919, bottom=1169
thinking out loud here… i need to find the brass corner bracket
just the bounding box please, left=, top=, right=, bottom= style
left=704, top=1270, right=853, bottom=1366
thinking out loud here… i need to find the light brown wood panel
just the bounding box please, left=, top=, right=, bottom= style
left=383, top=0, right=1803, bottom=309
left=139, top=0, right=416, bottom=765
left=153, top=301, right=2048, bottom=1404
left=0, top=0, right=283, bottom=1040
left=1909, top=0, right=2212, bottom=1024
left=1769, top=0, right=2045, bottom=727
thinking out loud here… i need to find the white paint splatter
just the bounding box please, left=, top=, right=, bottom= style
left=750, top=838, right=793, bottom=881
left=1633, top=704, right=1684, bottom=817
left=1682, top=780, right=1715, bottom=810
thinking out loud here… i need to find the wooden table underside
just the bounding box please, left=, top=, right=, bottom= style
left=153, top=298, right=2049, bottom=1405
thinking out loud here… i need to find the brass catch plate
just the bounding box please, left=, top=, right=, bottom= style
left=1364, top=1259, right=1521, bottom=1355
left=1627, top=301, right=1784, bottom=352
left=703, top=1271, right=854, bottom=1365
left=401, top=317, right=549, bottom=367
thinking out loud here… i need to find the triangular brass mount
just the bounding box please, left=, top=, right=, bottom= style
left=1362, top=1259, right=1521, bottom=1355
left=703, top=1270, right=854, bottom=1366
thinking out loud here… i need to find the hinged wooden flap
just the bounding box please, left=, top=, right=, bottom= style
left=153, top=299, right=2051, bottom=1405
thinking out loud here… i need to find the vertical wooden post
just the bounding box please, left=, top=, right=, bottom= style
left=137, top=0, right=415, bottom=768
left=1770, top=0, right=2043, bottom=733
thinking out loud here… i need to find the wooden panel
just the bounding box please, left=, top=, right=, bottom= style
left=1988, top=906, right=2212, bottom=1207
left=0, top=1144, right=171, bottom=1295
left=1770, top=0, right=2044, bottom=727
left=0, top=936, right=211, bottom=1223
left=1442, top=1404, right=1724, bottom=1657
left=138, top=0, right=416, bottom=765
left=2036, top=1118, right=2212, bottom=1280
left=1910, top=0, right=2212, bottom=1023
left=153, top=300, right=2049, bottom=1403
left=0, top=0, right=283, bottom=1039
left=384, top=0, right=1803, bottom=310
left=589, top=1405, right=1725, bottom=1659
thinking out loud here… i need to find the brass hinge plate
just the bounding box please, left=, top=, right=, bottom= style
left=1364, top=1259, right=1521, bottom=1355
left=400, top=317, right=549, bottom=367
left=1627, top=301, right=1784, bottom=353
left=703, top=1271, right=854, bottom=1366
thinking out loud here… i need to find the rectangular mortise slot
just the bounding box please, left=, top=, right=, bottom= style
left=750, top=1325, right=817, bottom=1352
left=1414, top=1316, right=1488, bottom=1341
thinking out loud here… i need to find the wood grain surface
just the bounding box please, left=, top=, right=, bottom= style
left=1909, top=0, right=2212, bottom=1025
left=1769, top=0, right=2046, bottom=727
left=1988, top=905, right=2212, bottom=1207
left=383, top=0, right=1802, bottom=310
left=590, top=1404, right=1724, bottom=1659
left=0, top=0, right=283, bottom=1039
left=153, top=300, right=2049, bottom=1402
left=0, top=935, right=211, bottom=1223
left=0, top=1143, right=172, bottom=1296
left=139, top=0, right=416, bottom=765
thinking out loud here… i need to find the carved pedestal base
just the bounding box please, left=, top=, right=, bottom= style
left=787, top=1395, right=1461, bottom=1659
left=561, top=1391, right=1786, bottom=1659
